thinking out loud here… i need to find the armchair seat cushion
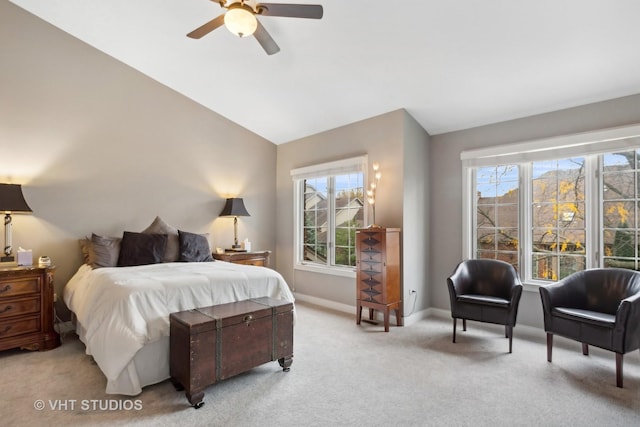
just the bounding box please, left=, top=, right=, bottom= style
left=458, top=294, right=510, bottom=307
left=553, top=307, right=616, bottom=328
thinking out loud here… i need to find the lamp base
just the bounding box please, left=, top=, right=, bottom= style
left=226, top=247, right=247, bottom=252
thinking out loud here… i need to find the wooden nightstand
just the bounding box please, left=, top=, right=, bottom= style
left=0, top=265, right=60, bottom=352
left=212, top=250, right=271, bottom=267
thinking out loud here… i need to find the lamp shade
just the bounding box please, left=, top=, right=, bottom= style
left=0, top=184, right=32, bottom=213
left=219, top=198, right=250, bottom=217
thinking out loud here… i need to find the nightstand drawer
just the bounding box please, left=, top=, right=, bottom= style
left=0, top=277, right=41, bottom=298
left=0, top=297, right=40, bottom=319
left=235, top=259, right=266, bottom=266
left=212, top=251, right=271, bottom=267
left=0, top=315, right=40, bottom=339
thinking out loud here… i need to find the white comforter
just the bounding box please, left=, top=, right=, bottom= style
left=63, top=261, right=295, bottom=388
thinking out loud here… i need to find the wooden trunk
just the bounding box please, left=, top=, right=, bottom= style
left=169, top=297, right=294, bottom=408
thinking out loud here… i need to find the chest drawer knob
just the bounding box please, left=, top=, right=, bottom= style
left=0, top=285, right=11, bottom=294
left=0, top=305, right=12, bottom=314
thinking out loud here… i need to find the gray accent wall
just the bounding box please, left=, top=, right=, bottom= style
left=430, top=94, right=640, bottom=328
left=276, top=110, right=430, bottom=321
left=1, top=3, right=277, bottom=316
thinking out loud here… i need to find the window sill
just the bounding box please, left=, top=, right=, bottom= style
left=523, top=280, right=553, bottom=293
left=294, top=263, right=356, bottom=279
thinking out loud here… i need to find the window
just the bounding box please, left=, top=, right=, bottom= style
left=292, top=156, right=366, bottom=275
left=475, top=165, right=520, bottom=269
left=462, top=124, right=640, bottom=285
left=531, top=157, right=586, bottom=280
left=602, top=150, right=640, bottom=270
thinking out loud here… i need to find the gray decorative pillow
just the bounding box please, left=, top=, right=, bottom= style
left=117, top=231, right=167, bottom=267
left=178, top=230, right=214, bottom=262
left=89, top=233, right=122, bottom=268
left=142, top=216, right=179, bottom=262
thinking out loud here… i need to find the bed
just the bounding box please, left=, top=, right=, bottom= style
left=62, top=217, right=295, bottom=396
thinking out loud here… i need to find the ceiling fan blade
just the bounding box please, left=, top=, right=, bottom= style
left=254, top=19, right=280, bottom=55
left=257, top=3, right=323, bottom=19
left=187, top=14, right=225, bottom=39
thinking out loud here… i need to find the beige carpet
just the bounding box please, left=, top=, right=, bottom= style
left=1, top=301, right=639, bottom=427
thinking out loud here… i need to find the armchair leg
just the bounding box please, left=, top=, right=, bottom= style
left=452, top=318, right=457, bottom=343
left=507, top=325, right=513, bottom=353
left=462, top=319, right=467, bottom=331
left=505, top=325, right=508, bottom=338
left=546, top=333, right=553, bottom=362
left=616, top=353, right=623, bottom=388
left=582, top=343, right=589, bottom=356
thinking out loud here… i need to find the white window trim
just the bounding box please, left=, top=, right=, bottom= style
left=291, top=155, right=368, bottom=277
left=461, top=123, right=640, bottom=291
left=461, top=123, right=640, bottom=167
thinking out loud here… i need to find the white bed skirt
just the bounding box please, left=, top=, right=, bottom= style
left=76, top=321, right=170, bottom=396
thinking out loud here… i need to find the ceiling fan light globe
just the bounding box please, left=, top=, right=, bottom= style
left=224, top=7, right=258, bottom=38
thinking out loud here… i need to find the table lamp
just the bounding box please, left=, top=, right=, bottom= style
left=0, top=184, right=33, bottom=264
left=219, top=198, right=250, bottom=251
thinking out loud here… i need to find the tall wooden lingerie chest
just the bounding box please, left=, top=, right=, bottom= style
left=356, top=227, right=402, bottom=332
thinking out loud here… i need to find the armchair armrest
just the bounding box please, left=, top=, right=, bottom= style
left=614, top=292, right=640, bottom=353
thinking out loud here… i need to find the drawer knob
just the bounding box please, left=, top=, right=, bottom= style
left=0, top=305, right=12, bottom=314
left=1, top=325, right=11, bottom=335
left=243, top=314, right=253, bottom=325
left=0, top=285, right=10, bottom=294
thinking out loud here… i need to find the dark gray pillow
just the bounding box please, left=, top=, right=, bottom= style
left=178, top=230, right=214, bottom=262
left=142, top=216, right=179, bottom=263
left=117, top=231, right=167, bottom=267
left=89, top=233, right=122, bottom=268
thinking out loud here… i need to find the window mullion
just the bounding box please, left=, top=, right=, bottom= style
left=521, top=163, right=532, bottom=283
left=327, top=177, right=335, bottom=267
left=585, top=155, right=599, bottom=268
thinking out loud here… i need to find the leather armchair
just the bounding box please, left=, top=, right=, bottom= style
left=539, top=268, right=640, bottom=388
left=447, top=259, right=523, bottom=353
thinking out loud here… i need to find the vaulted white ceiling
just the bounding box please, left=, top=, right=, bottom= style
left=10, top=0, right=640, bottom=144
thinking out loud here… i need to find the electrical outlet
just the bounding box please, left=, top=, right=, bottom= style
left=409, top=289, right=417, bottom=295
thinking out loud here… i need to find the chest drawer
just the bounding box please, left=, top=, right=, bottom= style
left=0, top=297, right=40, bottom=319
left=0, top=315, right=40, bottom=339
left=0, top=277, right=41, bottom=298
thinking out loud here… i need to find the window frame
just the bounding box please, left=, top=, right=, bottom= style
left=462, top=124, right=640, bottom=289
left=291, top=155, right=368, bottom=278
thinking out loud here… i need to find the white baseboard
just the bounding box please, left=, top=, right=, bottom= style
left=293, top=292, right=433, bottom=327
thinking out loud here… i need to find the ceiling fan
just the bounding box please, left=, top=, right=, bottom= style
left=187, top=1, right=323, bottom=55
